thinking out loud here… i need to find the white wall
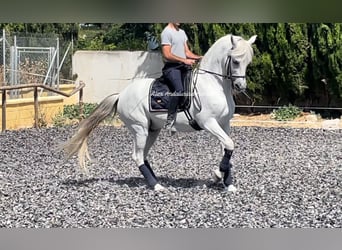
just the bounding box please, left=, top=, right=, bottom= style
left=72, top=50, right=163, bottom=103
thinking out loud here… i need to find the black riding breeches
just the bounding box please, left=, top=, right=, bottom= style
left=162, top=63, right=188, bottom=94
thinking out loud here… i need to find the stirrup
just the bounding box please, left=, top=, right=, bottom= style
left=168, top=126, right=177, bottom=136
left=164, top=115, right=176, bottom=130
left=164, top=121, right=174, bottom=130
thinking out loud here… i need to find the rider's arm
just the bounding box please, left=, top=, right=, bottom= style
left=184, top=42, right=202, bottom=61
left=162, top=44, right=196, bottom=65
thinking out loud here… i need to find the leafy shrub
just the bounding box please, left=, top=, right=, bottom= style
left=52, top=103, right=98, bottom=127
left=62, top=104, right=80, bottom=120
left=37, top=112, right=48, bottom=128
left=63, top=103, right=98, bottom=119
left=271, top=104, right=302, bottom=121
left=52, top=112, right=67, bottom=127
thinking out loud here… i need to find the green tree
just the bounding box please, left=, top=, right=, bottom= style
left=308, top=23, right=342, bottom=106
left=0, top=23, right=78, bottom=40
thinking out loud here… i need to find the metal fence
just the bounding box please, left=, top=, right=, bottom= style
left=0, top=29, right=73, bottom=98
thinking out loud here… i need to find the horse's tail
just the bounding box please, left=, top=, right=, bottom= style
left=63, top=93, right=120, bottom=173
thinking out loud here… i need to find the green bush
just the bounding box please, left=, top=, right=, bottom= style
left=63, top=103, right=98, bottom=119
left=52, top=112, right=67, bottom=127
left=52, top=103, right=98, bottom=127
left=37, top=112, right=48, bottom=128
left=271, top=104, right=302, bottom=121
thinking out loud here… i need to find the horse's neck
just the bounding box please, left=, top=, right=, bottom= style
left=195, top=65, right=233, bottom=100
left=197, top=36, right=233, bottom=94
left=201, top=35, right=231, bottom=76
left=191, top=41, right=235, bottom=115
left=200, top=56, right=225, bottom=77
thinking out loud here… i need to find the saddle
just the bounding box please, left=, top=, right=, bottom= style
left=149, top=69, right=192, bottom=112
left=148, top=69, right=202, bottom=131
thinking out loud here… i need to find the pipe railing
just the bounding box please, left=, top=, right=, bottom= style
left=235, top=104, right=342, bottom=111
left=0, top=81, right=85, bottom=131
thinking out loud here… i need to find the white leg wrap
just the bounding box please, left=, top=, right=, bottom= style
left=154, top=183, right=166, bottom=191
left=225, top=184, right=237, bottom=192
left=212, top=168, right=224, bottom=182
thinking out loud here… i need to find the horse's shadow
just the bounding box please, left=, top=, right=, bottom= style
left=61, top=176, right=223, bottom=190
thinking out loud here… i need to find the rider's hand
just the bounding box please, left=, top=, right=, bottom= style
left=184, top=58, right=196, bottom=65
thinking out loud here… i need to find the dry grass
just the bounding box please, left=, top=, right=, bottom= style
left=231, top=112, right=342, bottom=129
left=110, top=112, right=341, bottom=129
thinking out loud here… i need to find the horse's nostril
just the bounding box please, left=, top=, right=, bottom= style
left=234, top=83, right=241, bottom=91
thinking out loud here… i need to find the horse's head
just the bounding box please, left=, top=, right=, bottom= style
left=228, top=35, right=257, bottom=92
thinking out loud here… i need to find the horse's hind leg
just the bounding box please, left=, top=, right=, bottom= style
left=143, top=128, right=161, bottom=172
left=130, top=125, right=164, bottom=190
left=144, top=128, right=165, bottom=191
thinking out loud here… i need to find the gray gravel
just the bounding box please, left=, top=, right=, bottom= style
left=0, top=125, right=341, bottom=228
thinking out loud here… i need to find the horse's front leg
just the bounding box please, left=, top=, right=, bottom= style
left=202, top=118, right=237, bottom=192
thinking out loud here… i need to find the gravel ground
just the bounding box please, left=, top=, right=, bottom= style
left=0, top=125, right=341, bottom=228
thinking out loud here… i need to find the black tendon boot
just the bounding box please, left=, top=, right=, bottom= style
left=144, top=160, right=156, bottom=179
left=219, top=149, right=233, bottom=187
left=164, top=95, right=180, bottom=131
left=139, top=163, right=158, bottom=188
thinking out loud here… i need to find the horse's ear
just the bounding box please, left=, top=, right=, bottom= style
left=248, top=35, right=257, bottom=45
left=231, top=35, right=237, bottom=48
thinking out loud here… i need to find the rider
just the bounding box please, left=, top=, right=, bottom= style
left=161, top=23, right=202, bottom=131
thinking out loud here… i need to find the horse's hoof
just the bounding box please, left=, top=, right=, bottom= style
left=224, top=184, right=237, bottom=193
left=168, top=128, right=177, bottom=136
left=212, top=169, right=223, bottom=183
left=154, top=183, right=166, bottom=191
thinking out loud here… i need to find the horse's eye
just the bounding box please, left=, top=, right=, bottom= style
left=232, top=60, right=239, bottom=65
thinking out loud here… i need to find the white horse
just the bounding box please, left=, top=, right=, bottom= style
left=63, top=34, right=257, bottom=192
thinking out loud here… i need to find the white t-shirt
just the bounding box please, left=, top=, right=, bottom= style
left=161, top=26, right=188, bottom=62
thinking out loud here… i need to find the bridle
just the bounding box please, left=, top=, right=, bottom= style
left=186, top=49, right=252, bottom=122
left=198, top=53, right=247, bottom=82
left=195, top=50, right=252, bottom=101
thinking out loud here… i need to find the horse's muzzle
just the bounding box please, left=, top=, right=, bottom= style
left=233, top=79, right=247, bottom=92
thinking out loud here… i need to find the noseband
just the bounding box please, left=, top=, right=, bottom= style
left=199, top=54, right=246, bottom=78
left=224, top=56, right=246, bottom=81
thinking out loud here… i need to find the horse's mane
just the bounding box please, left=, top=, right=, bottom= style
left=203, top=34, right=253, bottom=63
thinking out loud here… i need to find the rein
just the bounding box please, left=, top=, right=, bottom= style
left=198, top=56, right=246, bottom=80
left=184, top=42, right=252, bottom=129
left=195, top=54, right=253, bottom=103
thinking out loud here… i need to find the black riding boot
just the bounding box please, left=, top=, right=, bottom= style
left=164, top=96, right=180, bottom=130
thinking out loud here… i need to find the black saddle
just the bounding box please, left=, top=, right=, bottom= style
left=149, top=69, right=192, bottom=112
left=148, top=67, right=203, bottom=131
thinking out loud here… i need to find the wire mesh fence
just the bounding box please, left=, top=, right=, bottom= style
left=0, top=29, right=73, bottom=98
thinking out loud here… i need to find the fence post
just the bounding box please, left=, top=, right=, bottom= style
left=79, top=87, right=84, bottom=119
left=34, top=86, right=38, bottom=128
left=0, top=82, right=85, bottom=131
left=2, top=90, right=6, bottom=131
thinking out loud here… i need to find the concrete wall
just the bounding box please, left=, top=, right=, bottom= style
left=72, top=50, right=163, bottom=103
